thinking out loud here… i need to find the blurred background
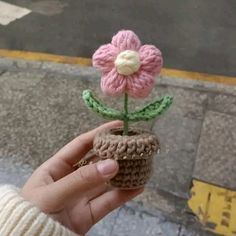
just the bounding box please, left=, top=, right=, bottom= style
left=0, top=0, right=235, bottom=76
left=0, top=1, right=236, bottom=236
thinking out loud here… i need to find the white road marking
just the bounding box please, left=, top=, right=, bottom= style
left=0, top=1, right=31, bottom=26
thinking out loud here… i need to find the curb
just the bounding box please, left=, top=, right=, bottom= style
left=0, top=49, right=235, bottom=83
left=0, top=49, right=92, bottom=66
left=0, top=51, right=235, bottom=96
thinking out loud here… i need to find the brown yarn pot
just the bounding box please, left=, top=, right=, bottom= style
left=93, top=128, right=159, bottom=189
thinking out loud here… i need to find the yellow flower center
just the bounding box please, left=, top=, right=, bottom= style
left=115, top=50, right=141, bottom=76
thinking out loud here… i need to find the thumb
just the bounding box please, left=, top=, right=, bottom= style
left=46, top=159, right=118, bottom=208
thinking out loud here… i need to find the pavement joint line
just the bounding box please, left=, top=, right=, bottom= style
left=0, top=69, right=6, bottom=76
left=0, top=49, right=236, bottom=86
left=191, top=101, right=207, bottom=177
left=177, top=224, right=182, bottom=236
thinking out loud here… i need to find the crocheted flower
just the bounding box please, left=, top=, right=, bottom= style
left=93, top=30, right=163, bottom=98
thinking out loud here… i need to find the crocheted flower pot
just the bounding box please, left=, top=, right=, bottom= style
left=93, top=128, right=159, bottom=189
left=82, top=30, right=173, bottom=189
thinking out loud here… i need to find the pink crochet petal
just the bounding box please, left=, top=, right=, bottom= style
left=111, top=30, right=141, bottom=51
left=126, top=72, right=155, bottom=98
left=139, top=45, right=163, bottom=75
left=92, top=44, right=119, bottom=73
left=101, top=68, right=126, bottom=96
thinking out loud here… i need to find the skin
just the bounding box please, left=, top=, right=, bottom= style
left=21, top=121, right=143, bottom=235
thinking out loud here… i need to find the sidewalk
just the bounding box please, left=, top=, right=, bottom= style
left=0, top=57, right=235, bottom=236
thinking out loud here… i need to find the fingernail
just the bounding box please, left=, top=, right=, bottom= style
left=97, top=159, right=118, bottom=176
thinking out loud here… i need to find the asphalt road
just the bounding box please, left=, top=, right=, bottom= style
left=0, top=0, right=235, bottom=76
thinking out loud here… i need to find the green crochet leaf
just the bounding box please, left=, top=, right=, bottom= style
left=128, top=96, right=173, bottom=122
left=82, top=90, right=123, bottom=120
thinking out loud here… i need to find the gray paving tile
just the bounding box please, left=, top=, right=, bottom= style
left=0, top=72, right=105, bottom=168
left=194, top=111, right=236, bottom=189
left=208, top=93, right=236, bottom=116
left=134, top=187, right=187, bottom=222
left=0, top=70, right=45, bottom=112
left=0, top=58, right=14, bottom=69
left=87, top=208, right=119, bottom=236
left=111, top=205, right=180, bottom=236
left=153, top=85, right=208, bottom=120
left=135, top=86, right=207, bottom=198
left=151, top=113, right=202, bottom=198
left=0, top=71, right=46, bottom=164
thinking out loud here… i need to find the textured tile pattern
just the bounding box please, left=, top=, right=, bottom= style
left=111, top=205, right=180, bottom=236
left=194, top=111, right=236, bottom=189
left=148, top=86, right=207, bottom=198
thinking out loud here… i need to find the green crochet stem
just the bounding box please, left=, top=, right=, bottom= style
left=82, top=89, right=173, bottom=130
left=123, top=93, right=129, bottom=136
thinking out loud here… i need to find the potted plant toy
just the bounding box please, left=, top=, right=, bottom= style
left=82, top=30, right=173, bottom=189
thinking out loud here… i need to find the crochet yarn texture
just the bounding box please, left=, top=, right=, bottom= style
left=93, top=30, right=163, bottom=98
left=82, top=29, right=173, bottom=188
left=93, top=128, right=159, bottom=188
left=82, top=89, right=173, bottom=122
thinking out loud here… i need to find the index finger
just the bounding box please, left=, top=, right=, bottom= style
left=40, top=121, right=122, bottom=179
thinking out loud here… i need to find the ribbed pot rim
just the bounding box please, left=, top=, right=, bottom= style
left=93, top=128, right=159, bottom=160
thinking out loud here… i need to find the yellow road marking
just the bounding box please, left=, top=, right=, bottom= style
left=188, top=180, right=236, bottom=236
left=161, top=68, right=236, bottom=86
left=0, top=49, right=235, bottom=85
left=0, top=49, right=92, bottom=66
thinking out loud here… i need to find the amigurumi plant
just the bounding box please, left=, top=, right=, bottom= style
left=82, top=30, right=173, bottom=189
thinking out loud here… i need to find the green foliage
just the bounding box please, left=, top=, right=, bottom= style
left=82, top=90, right=123, bottom=120
left=128, top=96, right=173, bottom=121
left=82, top=90, right=173, bottom=122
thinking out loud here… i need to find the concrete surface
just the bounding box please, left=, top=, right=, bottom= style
left=0, top=158, right=32, bottom=187
left=150, top=86, right=208, bottom=198
left=1, top=58, right=236, bottom=235
left=88, top=202, right=217, bottom=236
left=193, top=111, right=236, bottom=189
left=0, top=0, right=236, bottom=76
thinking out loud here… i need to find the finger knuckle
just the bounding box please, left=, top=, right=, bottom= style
left=76, top=164, right=100, bottom=184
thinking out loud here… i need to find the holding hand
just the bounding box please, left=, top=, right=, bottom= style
left=21, top=121, right=143, bottom=235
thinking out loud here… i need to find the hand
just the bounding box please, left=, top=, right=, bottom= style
left=21, top=121, right=143, bottom=235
